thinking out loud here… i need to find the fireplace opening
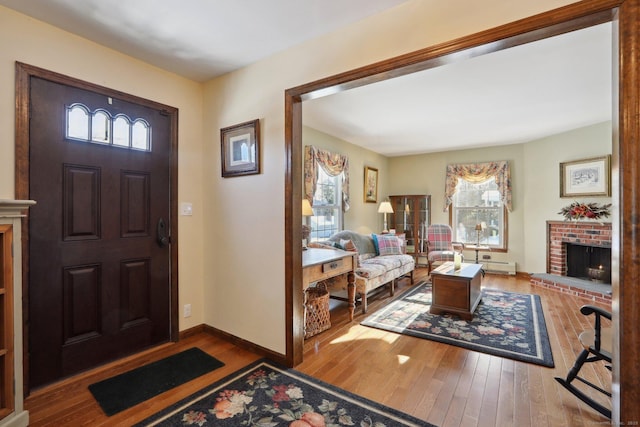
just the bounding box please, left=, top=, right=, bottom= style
left=565, top=242, right=611, bottom=283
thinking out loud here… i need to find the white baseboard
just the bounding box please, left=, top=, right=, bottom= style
left=482, top=260, right=516, bottom=275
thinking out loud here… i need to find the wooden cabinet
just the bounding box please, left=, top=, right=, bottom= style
left=0, top=200, right=34, bottom=427
left=388, top=195, right=431, bottom=263
left=0, top=225, right=14, bottom=419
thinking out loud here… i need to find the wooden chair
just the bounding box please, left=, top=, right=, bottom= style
left=425, top=224, right=464, bottom=273
left=555, top=305, right=612, bottom=419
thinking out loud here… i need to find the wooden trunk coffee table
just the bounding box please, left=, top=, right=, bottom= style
left=429, top=261, right=482, bottom=320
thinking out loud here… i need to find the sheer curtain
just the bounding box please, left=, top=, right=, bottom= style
left=303, top=145, right=350, bottom=211
left=443, top=161, right=512, bottom=211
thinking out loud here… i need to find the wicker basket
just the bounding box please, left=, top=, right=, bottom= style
left=304, top=284, right=331, bottom=339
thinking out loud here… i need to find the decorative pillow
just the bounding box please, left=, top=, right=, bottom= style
left=340, top=239, right=358, bottom=252
left=371, top=233, right=380, bottom=255
left=375, top=234, right=403, bottom=256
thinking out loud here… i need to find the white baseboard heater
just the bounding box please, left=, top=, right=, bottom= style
left=482, top=261, right=516, bottom=275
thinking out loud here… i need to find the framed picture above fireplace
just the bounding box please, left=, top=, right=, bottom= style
left=560, top=155, right=611, bottom=198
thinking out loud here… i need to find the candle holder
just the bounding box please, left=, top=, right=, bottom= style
left=587, top=267, right=608, bottom=283
left=454, top=251, right=462, bottom=270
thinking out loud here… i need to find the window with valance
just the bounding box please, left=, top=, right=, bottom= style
left=303, top=145, right=350, bottom=240
left=304, top=145, right=350, bottom=211
left=444, top=161, right=512, bottom=212
left=445, top=161, right=511, bottom=249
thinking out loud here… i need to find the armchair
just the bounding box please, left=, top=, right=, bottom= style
left=425, top=224, right=464, bottom=273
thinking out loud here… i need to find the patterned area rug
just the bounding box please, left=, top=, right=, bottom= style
left=135, top=358, right=436, bottom=426
left=361, top=282, right=554, bottom=367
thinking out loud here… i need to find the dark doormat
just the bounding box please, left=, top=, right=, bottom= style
left=89, top=347, right=224, bottom=416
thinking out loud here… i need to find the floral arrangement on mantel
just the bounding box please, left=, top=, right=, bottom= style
left=559, top=201, right=612, bottom=221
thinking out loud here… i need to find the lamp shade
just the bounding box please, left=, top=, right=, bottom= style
left=302, top=199, right=314, bottom=216
left=377, top=201, right=394, bottom=214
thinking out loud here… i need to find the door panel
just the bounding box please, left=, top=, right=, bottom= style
left=28, top=76, right=173, bottom=388
left=63, top=264, right=101, bottom=344
left=121, top=172, right=150, bottom=237
left=63, top=165, right=101, bottom=240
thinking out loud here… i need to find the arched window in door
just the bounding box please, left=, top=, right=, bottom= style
left=65, top=103, right=150, bottom=151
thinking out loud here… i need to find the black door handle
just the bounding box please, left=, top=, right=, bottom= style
left=157, top=218, right=170, bottom=247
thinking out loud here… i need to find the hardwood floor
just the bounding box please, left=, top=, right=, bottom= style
left=24, top=268, right=613, bottom=426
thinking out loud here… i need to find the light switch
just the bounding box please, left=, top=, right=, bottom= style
left=180, top=202, right=193, bottom=216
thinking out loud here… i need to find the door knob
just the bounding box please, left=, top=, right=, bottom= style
left=157, top=217, right=170, bottom=247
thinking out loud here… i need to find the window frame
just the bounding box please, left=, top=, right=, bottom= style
left=308, top=164, right=343, bottom=242
left=448, top=178, right=508, bottom=252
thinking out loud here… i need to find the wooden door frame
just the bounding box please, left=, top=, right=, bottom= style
left=14, top=62, right=180, bottom=394
left=285, top=0, right=639, bottom=423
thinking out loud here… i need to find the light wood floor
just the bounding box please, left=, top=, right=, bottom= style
left=24, top=268, right=613, bottom=426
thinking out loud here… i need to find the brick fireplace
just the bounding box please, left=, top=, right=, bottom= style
left=530, top=220, right=612, bottom=303
left=546, top=220, right=612, bottom=276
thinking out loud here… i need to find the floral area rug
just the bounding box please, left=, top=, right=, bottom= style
left=135, top=358, right=436, bottom=426
left=361, top=282, right=554, bottom=367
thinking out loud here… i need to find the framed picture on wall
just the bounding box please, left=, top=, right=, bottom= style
left=220, top=119, right=260, bottom=177
left=560, top=155, right=611, bottom=197
left=364, top=166, right=378, bottom=203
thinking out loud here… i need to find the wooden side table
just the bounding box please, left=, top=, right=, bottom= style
left=465, top=244, right=491, bottom=264
left=430, top=262, right=482, bottom=320
left=302, top=248, right=357, bottom=324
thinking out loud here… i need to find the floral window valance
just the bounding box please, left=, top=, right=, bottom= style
left=304, top=145, right=350, bottom=212
left=443, top=161, right=512, bottom=212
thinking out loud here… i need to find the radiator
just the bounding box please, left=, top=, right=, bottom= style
left=482, top=260, right=516, bottom=275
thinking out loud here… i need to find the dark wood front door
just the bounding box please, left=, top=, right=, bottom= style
left=24, top=70, right=177, bottom=389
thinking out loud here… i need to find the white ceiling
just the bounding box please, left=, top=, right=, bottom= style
left=0, top=0, right=408, bottom=81
left=1, top=1, right=612, bottom=156
left=304, top=23, right=612, bottom=156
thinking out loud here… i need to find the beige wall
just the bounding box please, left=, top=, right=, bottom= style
left=523, top=121, right=612, bottom=272
left=0, top=5, right=206, bottom=331
left=389, top=142, right=526, bottom=266
left=388, top=121, right=612, bottom=273
left=1, top=0, right=585, bottom=356
left=302, top=127, right=389, bottom=234
left=202, top=0, right=581, bottom=354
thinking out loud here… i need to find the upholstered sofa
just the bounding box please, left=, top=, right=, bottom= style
left=312, top=230, right=415, bottom=314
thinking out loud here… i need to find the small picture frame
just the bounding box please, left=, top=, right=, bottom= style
left=560, top=155, right=611, bottom=197
left=364, top=166, right=378, bottom=203
left=220, top=119, right=260, bottom=177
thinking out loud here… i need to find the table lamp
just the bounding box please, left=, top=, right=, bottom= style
left=475, top=222, right=486, bottom=246
left=302, top=199, right=313, bottom=250
left=378, top=201, right=394, bottom=233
